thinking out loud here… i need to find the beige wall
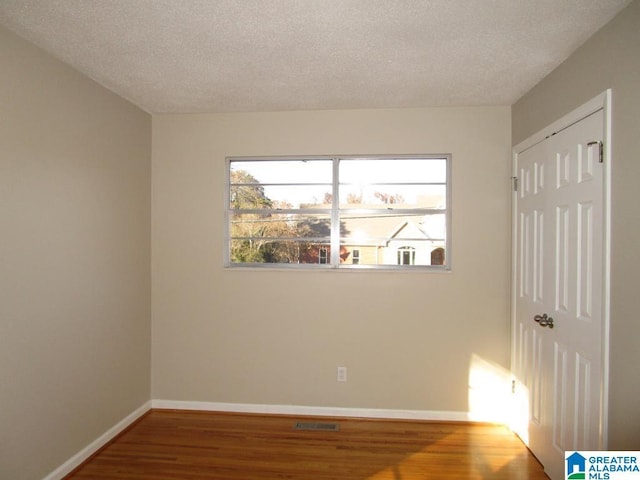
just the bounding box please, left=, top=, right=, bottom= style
left=0, top=26, right=151, bottom=479
left=2, top=0, right=635, bottom=473
left=152, top=107, right=512, bottom=413
left=512, top=0, right=640, bottom=448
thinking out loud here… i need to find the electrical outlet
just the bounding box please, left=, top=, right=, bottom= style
left=337, top=366, right=347, bottom=382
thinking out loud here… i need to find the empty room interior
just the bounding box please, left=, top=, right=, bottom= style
left=1, top=1, right=639, bottom=479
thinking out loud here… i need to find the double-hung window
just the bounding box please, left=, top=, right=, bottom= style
left=226, top=155, right=451, bottom=269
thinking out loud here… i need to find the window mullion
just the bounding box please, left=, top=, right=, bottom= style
left=330, top=158, right=340, bottom=267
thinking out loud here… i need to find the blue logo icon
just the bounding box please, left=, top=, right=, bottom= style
left=567, top=452, right=587, bottom=479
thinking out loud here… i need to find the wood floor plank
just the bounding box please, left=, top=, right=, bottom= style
left=65, top=410, right=549, bottom=479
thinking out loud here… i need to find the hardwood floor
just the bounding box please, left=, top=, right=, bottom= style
left=66, top=410, right=549, bottom=479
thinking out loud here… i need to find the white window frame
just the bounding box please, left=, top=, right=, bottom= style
left=225, top=155, right=452, bottom=270
left=318, top=247, right=328, bottom=264
left=397, top=246, right=416, bottom=266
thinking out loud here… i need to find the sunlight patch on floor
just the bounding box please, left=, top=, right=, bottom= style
left=364, top=354, right=536, bottom=479
left=365, top=430, right=531, bottom=479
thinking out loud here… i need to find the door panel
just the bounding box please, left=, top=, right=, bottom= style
left=513, top=110, right=605, bottom=480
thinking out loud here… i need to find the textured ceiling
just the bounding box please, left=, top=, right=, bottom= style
left=0, top=0, right=632, bottom=114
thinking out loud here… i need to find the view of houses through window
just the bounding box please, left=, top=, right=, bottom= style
left=226, top=156, right=450, bottom=269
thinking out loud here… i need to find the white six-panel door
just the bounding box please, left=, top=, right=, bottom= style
left=513, top=102, right=608, bottom=480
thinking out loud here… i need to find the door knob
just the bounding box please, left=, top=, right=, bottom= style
left=534, top=313, right=554, bottom=328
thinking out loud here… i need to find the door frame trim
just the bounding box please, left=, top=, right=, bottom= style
left=511, top=89, right=612, bottom=450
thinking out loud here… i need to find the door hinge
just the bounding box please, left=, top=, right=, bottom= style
left=587, top=140, right=604, bottom=163
left=511, top=176, right=518, bottom=192
left=512, top=379, right=516, bottom=394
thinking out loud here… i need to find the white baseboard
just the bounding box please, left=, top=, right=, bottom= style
left=43, top=399, right=477, bottom=479
left=151, top=399, right=473, bottom=422
left=43, top=401, right=151, bottom=480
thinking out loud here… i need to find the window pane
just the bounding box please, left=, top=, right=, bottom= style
left=230, top=239, right=330, bottom=264
left=231, top=185, right=332, bottom=209
left=339, top=240, right=446, bottom=266
left=339, top=185, right=446, bottom=209
left=230, top=213, right=331, bottom=239
left=231, top=159, right=332, bottom=184
left=340, top=213, right=445, bottom=242
left=262, top=185, right=332, bottom=208
left=227, top=155, right=451, bottom=269
left=340, top=158, right=446, bottom=184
